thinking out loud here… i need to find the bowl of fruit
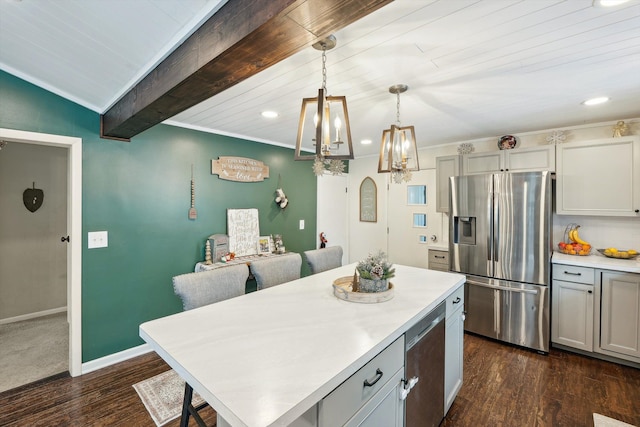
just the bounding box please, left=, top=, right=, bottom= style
left=557, top=224, right=592, bottom=256
left=597, top=248, right=639, bottom=260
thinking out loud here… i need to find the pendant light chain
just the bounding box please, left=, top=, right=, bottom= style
left=396, top=92, right=401, bottom=126
left=321, top=48, right=328, bottom=93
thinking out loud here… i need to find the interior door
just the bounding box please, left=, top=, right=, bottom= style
left=387, top=170, right=437, bottom=268
left=316, top=172, right=349, bottom=264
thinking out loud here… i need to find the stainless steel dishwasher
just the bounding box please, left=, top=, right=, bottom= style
left=403, top=301, right=446, bottom=427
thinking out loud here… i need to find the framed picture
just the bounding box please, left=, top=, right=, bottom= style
left=257, top=236, right=273, bottom=254
left=359, top=177, right=377, bottom=222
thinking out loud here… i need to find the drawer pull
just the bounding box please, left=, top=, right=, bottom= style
left=363, top=369, right=383, bottom=387
left=564, top=271, right=582, bottom=276
left=452, top=297, right=461, bottom=304
left=435, top=255, right=446, bottom=259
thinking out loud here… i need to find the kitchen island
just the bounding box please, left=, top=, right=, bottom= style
left=139, top=263, right=465, bottom=427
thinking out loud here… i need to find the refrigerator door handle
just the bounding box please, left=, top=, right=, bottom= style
left=493, top=193, right=499, bottom=264
left=467, top=279, right=539, bottom=295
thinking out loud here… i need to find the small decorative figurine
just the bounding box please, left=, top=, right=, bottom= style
left=612, top=120, right=628, bottom=138
left=204, top=241, right=213, bottom=265
left=319, top=232, right=327, bottom=248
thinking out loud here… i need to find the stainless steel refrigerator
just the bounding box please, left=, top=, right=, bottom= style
left=449, top=171, right=551, bottom=353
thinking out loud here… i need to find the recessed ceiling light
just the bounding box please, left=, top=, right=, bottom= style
left=582, top=96, right=610, bottom=106
left=360, top=139, right=372, bottom=145
left=261, top=111, right=278, bottom=118
left=596, top=0, right=629, bottom=6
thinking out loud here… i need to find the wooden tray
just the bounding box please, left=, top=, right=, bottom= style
left=332, top=276, right=394, bottom=304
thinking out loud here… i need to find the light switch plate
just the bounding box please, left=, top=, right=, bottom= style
left=299, top=219, right=305, bottom=230
left=88, top=231, right=108, bottom=249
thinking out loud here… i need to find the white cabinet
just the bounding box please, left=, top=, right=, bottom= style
left=428, top=249, right=449, bottom=272
left=344, top=368, right=404, bottom=427
left=551, top=264, right=595, bottom=351
left=462, top=145, right=555, bottom=175
left=435, top=155, right=461, bottom=213
left=444, top=285, right=464, bottom=415
left=319, top=336, right=404, bottom=427
left=597, top=270, right=640, bottom=361
left=556, top=136, right=640, bottom=216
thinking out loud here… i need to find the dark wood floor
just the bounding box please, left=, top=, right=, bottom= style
left=1, top=333, right=638, bottom=426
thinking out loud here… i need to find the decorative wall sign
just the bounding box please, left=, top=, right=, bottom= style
left=212, top=157, right=270, bottom=182
left=227, top=208, right=260, bottom=256
left=23, top=182, right=44, bottom=212
left=359, top=177, right=377, bottom=222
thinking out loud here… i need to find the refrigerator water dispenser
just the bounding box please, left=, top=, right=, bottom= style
left=453, top=216, right=476, bottom=245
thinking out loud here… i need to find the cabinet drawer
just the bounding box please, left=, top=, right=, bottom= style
left=429, top=249, right=449, bottom=272
left=319, top=336, right=404, bottom=427
left=552, top=264, right=595, bottom=285
left=446, top=285, right=464, bottom=318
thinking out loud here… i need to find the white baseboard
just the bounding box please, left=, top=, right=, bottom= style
left=0, top=306, right=67, bottom=325
left=81, top=343, right=153, bottom=375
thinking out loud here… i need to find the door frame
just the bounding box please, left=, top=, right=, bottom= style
left=0, top=128, right=82, bottom=376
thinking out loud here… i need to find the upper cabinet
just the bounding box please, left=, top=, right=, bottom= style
left=435, top=146, right=554, bottom=213
left=435, top=155, right=461, bottom=213
left=462, top=145, right=555, bottom=175
left=556, top=136, right=640, bottom=217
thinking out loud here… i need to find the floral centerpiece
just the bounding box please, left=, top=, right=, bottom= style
left=356, top=250, right=395, bottom=293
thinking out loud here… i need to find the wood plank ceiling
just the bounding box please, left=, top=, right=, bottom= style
left=1, top=0, right=639, bottom=156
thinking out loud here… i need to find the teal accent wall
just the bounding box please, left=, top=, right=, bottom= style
left=0, top=70, right=318, bottom=361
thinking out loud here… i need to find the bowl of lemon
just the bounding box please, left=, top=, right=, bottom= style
left=598, top=248, right=639, bottom=260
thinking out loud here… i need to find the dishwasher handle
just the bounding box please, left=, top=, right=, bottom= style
left=406, top=312, right=445, bottom=349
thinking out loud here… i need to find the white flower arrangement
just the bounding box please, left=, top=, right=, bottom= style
left=356, top=250, right=395, bottom=280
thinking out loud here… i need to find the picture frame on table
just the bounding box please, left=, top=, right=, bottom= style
left=257, top=236, right=273, bottom=254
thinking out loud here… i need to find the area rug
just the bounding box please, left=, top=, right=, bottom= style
left=133, top=369, right=205, bottom=427
left=593, top=413, right=637, bottom=427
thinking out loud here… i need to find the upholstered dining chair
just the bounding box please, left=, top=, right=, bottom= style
left=249, top=253, right=302, bottom=290
left=172, top=263, right=249, bottom=427
left=303, top=246, right=343, bottom=274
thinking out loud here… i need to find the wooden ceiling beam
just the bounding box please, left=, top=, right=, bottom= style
left=100, top=0, right=393, bottom=141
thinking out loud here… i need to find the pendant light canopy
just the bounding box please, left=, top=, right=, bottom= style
left=378, top=84, right=419, bottom=183
left=295, top=35, right=354, bottom=176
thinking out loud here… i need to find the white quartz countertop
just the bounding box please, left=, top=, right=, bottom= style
left=552, top=251, right=640, bottom=274
left=140, top=263, right=465, bottom=427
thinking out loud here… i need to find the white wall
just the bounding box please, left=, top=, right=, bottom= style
left=348, top=118, right=640, bottom=264
left=0, top=142, right=67, bottom=320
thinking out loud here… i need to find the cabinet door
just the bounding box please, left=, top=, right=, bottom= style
left=556, top=136, right=640, bottom=216
left=551, top=280, right=594, bottom=351
left=444, top=306, right=464, bottom=415
left=599, top=271, right=640, bottom=359
left=345, top=368, right=404, bottom=427
left=462, top=151, right=503, bottom=175
left=505, top=145, right=555, bottom=172
left=435, top=155, right=460, bottom=213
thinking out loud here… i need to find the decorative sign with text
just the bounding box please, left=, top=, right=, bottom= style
left=211, top=157, right=270, bottom=182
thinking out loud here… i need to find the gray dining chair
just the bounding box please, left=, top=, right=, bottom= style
left=250, top=253, right=302, bottom=290
left=172, top=263, right=249, bottom=310
left=172, top=263, right=249, bottom=427
left=303, top=246, right=343, bottom=274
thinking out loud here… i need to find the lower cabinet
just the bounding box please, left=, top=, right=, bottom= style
left=552, top=265, right=640, bottom=365
left=597, top=271, right=640, bottom=360
left=444, top=286, right=464, bottom=414
left=428, top=249, right=449, bottom=272
left=343, top=368, right=404, bottom=427
left=318, top=336, right=404, bottom=427
left=551, top=280, right=594, bottom=351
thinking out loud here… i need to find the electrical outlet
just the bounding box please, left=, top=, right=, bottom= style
left=88, top=231, right=108, bottom=249
left=299, top=219, right=305, bottom=230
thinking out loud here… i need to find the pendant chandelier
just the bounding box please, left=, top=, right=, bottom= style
left=294, top=35, right=354, bottom=177
left=378, top=84, right=419, bottom=183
